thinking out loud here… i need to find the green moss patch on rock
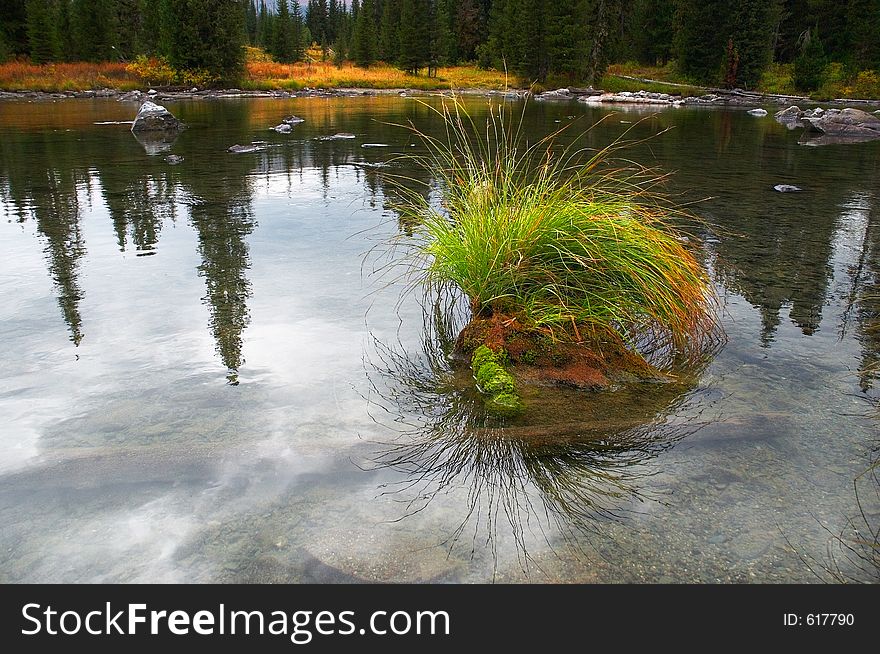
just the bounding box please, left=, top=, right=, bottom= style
left=471, top=345, right=523, bottom=414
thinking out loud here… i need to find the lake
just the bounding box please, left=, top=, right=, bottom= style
left=1, top=94, right=878, bottom=583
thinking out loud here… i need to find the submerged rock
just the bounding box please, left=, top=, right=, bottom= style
left=130, top=101, right=185, bottom=133
left=282, top=115, right=305, bottom=125
left=272, top=123, right=292, bottom=133
left=227, top=143, right=267, bottom=154
left=165, top=154, right=184, bottom=165
left=773, top=184, right=802, bottom=192
left=747, top=108, right=768, bottom=116
left=317, top=132, right=356, bottom=141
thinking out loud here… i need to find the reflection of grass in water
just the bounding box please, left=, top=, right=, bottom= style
left=363, top=297, right=712, bottom=575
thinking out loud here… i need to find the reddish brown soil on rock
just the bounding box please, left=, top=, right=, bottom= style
left=454, top=314, right=662, bottom=390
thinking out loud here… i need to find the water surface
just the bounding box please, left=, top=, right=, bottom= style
left=1, top=95, right=878, bottom=583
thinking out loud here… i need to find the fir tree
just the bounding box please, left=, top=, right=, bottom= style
left=25, top=0, right=60, bottom=64
left=436, top=0, right=458, bottom=64
left=674, top=0, right=728, bottom=84
left=793, top=27, right=826, bottom=91
left=398, top=0, right=430, bottom=73
left=351, top=0, right=378, bottom=66
left=246, top=0, right=258, bottom=44
left=274, top=0, right=294, bottom=62
left=257, top=0, right=273, bottom=49
left=630, top=0, right=674, bottom=66
left=725, top=0, right=781, bottom=88
left=1, top=0, right=31, bottom=57
left=70, top=0, right=117, bottom=62
left=291, top=0, right=305, bottom=60
left=545, top=0, right=584, bottom=82
left=378, top=0, right=400, bottom=62
left=159, top=0, right=246, bottom=82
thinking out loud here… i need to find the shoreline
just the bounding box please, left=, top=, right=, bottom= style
left=1, top=84, right=878, bottom=110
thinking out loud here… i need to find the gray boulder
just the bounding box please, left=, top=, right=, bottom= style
left=801, top=108, right=880, bottom=138
left=774, top=105, right=802, bottom=124
left=273, top=123, right=293, bottom=133
left=131, top=101, right=185, bottom=133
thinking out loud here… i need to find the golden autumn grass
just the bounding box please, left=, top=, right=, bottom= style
left=0, top=58, right=514, bottom=92
left=0, top=60, right=142, bottom=92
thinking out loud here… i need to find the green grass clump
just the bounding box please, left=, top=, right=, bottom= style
left=471, top=345, right=521, bottom=412
left=395, top=98, right=719, bottom=370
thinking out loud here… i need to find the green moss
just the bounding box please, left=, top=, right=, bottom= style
left=471, top=345, right=523, bottom=414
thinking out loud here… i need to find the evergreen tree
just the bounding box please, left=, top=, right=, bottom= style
left=257, top=0, right=273, bottom=49
left=630, top=0, right=674, bottom=66
left=398, top=0, right=430, bottom=73
left=793, top=26, right=826, bottom=90
left=435, top=0, right=458, bottom=64
left=847, top=0, right=880, bottom=70
left=725, top=0, right=781, bottom=88
left=1, top=0, right=31, bottom=57
left=291, top=0, right=305, bottom=60
left=274, top=0, right=294, bottom=62
left=115, top=0, right=146, bottom=60
left=378, top=0, right=400, bottom=62
left=246, top=0, right=258, bottom=44
left=545, top=0, right=584, bottom=82
left=456, top=0, right=484, bottom=60
left=25, top=0, right=60, bottom=63
left=674, top=0, right=728, bottom=84
left=70, top=0, right=117, bottom=62
left=351, top=0, right=378, bottom=66
left=159, top=0, right=246, bottom=82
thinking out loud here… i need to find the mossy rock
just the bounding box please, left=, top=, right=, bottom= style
left=471, top=345, right=523, bottom=414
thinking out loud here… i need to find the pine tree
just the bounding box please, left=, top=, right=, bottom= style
left=257, top=0, right=273, bottom=49
left=351, top=0, right=378, bottom=66
left=847, top=0, right=880, bottom=70
left=793, top=27, right=826, bottom=90
left=378, top=0, right=400, bottom=62
left=630, top=0, right=674, bottom=66
left=159, top=0, right=246, bottom=82
left=436, top=0, right=458, bottom=64
left=456, top=0, right=484, bottom=60
left=274, top=0, right=294, bottom=62
left=545, top=0, right=584, bottom=82
left=70, top=0, right=117, bottom=62
left=246, top=0, right=258, bottom=44
left=398, top=0, right=430, bottom=73
left=674, top=0, right=728, bottom=84
left=725, top=0, right=781, bottom=88
left=291, top=0, right=305, bottom=60
left=26, top=0, right=60, bottom=64
left=115, top=0, right=145, bottom=60
left=1, top=0, right=31, bottom=57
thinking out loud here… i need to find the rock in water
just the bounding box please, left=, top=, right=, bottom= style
left=131, top=101, right=185, bottom=133
left=273, top=124, right=292, bottom=134
left=165, top=155, right=184, bottom=165
left=282, top=115, right=305, bottom=125
left=773, top=184, right=802, bottom=192
left=747, top=108, right=768, bottom=116
left=801, top=108, right=880, bottom=137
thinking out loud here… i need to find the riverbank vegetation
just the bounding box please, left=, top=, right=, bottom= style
left=2, top=1, right=879, bottom=100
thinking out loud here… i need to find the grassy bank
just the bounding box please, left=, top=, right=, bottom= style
left=0, top=58, right=513, bottom=93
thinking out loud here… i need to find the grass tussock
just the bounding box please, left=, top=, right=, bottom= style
left=391, top=98, right=720, bottom=369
